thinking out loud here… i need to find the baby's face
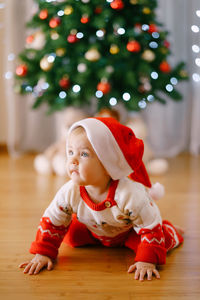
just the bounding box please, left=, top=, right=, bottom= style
left=66, top=129, right=109, bottom=186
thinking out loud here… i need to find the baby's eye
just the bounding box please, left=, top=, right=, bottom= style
left=81, top=151, right=89, bottom=157
left=68, top=150, right=73, bottom=156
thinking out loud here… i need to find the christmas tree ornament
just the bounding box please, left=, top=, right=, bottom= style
left=159, top=61, right=171, bottom=73
left=163, top=40, right=170, bottom=48
left=106, top=66, right=114, bottom=74
left=97, top=80, right=111, bottom=94
left=143, top=7, right=151, bottom=14
left=85, top=48, right=101, bottom=61
left=26, top=35, right=34, bottom=44
left=39, top=9, right=48, bottom=20
left=142, top=50, right=155, bottom=62
left=77, top=63, right=87, bottom=73
left=110, top=0, right=124, bottom=10
left=40, top=56, right=53, bottom=71
left=49, top=17, right=61, bottom=29
left=50, top=30, right=59, bottom=40
left=179, top=70, right=188, bottom=78
left=59, top=76, right=70, bottom=89
left=56, top=48, right=66, bottom=56
left=81, top=14, right=90, bottom=24
left=126, top=40, right=141, bottom=52
left=134, top=23, right=142, bottom=34
left=148, top=24, right=158, bottom=34
left=64, top=5, right=73, bottom=15
left=70, top=29, right=78, bottom=35
left=160, top=47, right=168, bottom=55
left=67, top=34, right=78, bottom=43
left=130, top=0, right=138, bottom=4
left=94, top=6, right=102, bottom=14
left=110, top=44, right=120, bottom=55
left=16, top=64, right=28, bottom=77
left=26, top=31, right=46, bottom=50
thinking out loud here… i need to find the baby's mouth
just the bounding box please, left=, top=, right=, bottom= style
left=71, top=169, right=79, bottom=175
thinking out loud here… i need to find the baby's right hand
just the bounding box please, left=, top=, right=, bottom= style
left=19, top=254, right=54, bottom=275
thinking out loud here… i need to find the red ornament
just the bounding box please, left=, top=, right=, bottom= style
left=110, top=0, right=124, bottom=10
left=16, top=64, right=28, bottom=77
left=163, top=40, right=170, bottom=48
left=26, top=35, right=34, bottom=44
left=134, top=23, right=142, bottom=29
left=126, top=40, right=141, bottom=52
left=97, top=81, right=111, bottom=94
left=67, top=34, right=78, bottom=43
left=95, top=6, right=102, bottom=14
left=81, top=15, right=90, bottom=24
left=159, top=61, right=171, bottom=73
left=39, top=9, right=48, bottom=20
left=49, top=17, right=61, bottom=29
left=148, top=24, right=158, bottom=34
left=59, top=77, right=70, bottom=89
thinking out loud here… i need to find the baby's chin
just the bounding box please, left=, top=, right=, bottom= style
left=70, top=172, right=85, bottom=185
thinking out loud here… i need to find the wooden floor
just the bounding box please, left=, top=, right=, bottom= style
left=0, top=152, right=200, bottom=300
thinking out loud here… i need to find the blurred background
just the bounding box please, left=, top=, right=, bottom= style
left=0, top=0, right=200, bottom=177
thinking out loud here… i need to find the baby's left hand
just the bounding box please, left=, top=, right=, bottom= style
left=128, top=261, right=160, bottom=281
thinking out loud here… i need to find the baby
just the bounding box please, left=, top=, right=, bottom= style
left=19, top=117, right=183, bottom=281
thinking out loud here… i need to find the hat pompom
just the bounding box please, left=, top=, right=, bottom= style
left=149, top=182, right=165, bottom=201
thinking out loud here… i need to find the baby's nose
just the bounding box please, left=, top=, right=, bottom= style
left=72, top=156, right=79, bottom=165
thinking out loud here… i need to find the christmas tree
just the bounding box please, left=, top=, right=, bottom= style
left=15, top=0, right=188, bottom=114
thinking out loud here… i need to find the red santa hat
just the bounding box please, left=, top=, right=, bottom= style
left=68, top=117, right=152, bottom=188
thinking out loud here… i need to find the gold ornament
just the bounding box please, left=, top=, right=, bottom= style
left=85, top=48, right=101, bottom=61
left=40, top=56, right=53, bottom=71
left=110, top=44, right=120, bottom=54
left=51, top=30, right=59, bottom=40
left=160, top=47, right=168, bottom=54
left=130, top=0, right=138, bottom=4
left=143, top=7, right=151, bottom=14
left=179, top=70, right=188, bottom=78
left=56, top=48, right=66, bottom=56
left=70, top=29, right=77, bottom=35
left=64, top=5, right=73, bottom=15
left=142, top=50, right=155, bottom=62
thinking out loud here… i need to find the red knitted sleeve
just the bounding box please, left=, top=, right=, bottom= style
left=135, top=224, right=166, bottom=265
left=30, top=217, right=69, bottom=260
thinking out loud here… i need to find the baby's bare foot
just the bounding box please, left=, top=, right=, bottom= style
left=174, top=225, right=185, bottom=235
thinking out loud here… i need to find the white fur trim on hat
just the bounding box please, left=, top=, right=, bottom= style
left=67, top=118, right=133, bottom=180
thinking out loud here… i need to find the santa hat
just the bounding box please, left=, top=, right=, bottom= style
left=68, top=117, right=152, bottom=188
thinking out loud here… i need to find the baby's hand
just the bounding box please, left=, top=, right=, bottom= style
left=19, top=254, right=54, bottom=275
left=128, top=261, right=160, bottom=281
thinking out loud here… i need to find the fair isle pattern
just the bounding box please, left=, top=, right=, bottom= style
left=38, top=225, right=65, bottom=239
left=141, top=236, right=165, bottom=245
